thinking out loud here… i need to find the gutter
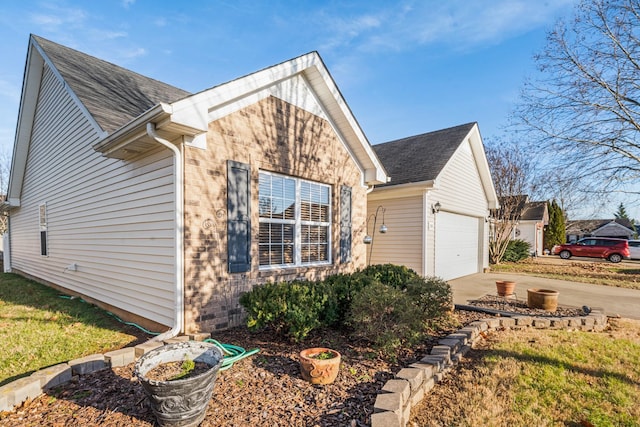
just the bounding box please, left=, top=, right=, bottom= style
left=93, top=104, right=172, bottom=154
left=146, top=123, right=184, bottom=341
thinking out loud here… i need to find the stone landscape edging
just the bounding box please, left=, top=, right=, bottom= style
left=0, top=333, right=210, bottom=413
left=370, top=310, right=609, bottom=427
left=1, top=313, right=610, bottom=423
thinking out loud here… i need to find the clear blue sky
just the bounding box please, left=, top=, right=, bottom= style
left=8, top=0, right=632, bottom=220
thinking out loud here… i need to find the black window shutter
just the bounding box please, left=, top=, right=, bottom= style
left=40, top=231, right=48, bottom=256
left=227, top=160, right=251, bottom=273
left=340, top=185, right=352, bottom=263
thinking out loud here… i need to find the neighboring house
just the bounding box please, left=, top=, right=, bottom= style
left=367, top=123, right=498, bottom=280
left=566, top=219, right=635, bottom=242
left=3, top=35, right=388, bottom=336
left=497, top=196, right=549, bottom=256
left=516, top=201, right=548, bottom=256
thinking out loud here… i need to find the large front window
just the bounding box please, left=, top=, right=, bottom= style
left=259, top=172, right=331, bottom=268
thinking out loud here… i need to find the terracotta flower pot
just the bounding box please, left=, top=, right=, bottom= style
left=527, top=288, right=559, bottom=311
left=496, top=280, right=516, bottom=296
left=299, top=347, right=341, bottom=385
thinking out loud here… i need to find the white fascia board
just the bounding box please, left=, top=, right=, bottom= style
left=367, top=180, right=437, bottom=201
left=302, top=60, right=388, bottom=185
left=93, top=104, right=170, bottom=152
left=169, top=52, right=389, bottom=186
left=467, top=123, right=499, bottom=209
left=6, top=43, right=44, bottom=204
left=92, top=103, right=207, bottom=156
left=169, top=54, right=319, bottom=130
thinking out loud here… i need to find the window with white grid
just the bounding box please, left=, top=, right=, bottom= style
left=258, top=172, right=331, bottom=268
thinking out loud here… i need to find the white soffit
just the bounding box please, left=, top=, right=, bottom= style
left=206, top=74, right=327, bottom=122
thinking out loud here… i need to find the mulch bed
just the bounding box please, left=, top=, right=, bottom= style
left=0, top=301, right=586, bottom=427
left=464, top=294, right=588, bottom=317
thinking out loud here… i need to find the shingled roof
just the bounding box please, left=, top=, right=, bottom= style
left=521, top=201, right=548, bottom=221
left=373, top=122, right=476, bottom=187
left=566, top=218, right=635, bottom=235
left=33, top=35, right=191, bottom=134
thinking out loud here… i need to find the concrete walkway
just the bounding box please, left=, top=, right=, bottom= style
left=449, top=272, right=640, bottom=320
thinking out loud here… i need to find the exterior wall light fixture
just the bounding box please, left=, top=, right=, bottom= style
left=364, top=205, right=388, bottom=266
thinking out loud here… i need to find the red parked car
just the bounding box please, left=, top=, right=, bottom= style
left=551, top=237, right=630, bottom=263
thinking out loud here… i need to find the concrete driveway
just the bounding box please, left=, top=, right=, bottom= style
left=449, top=272, right=640, bottom=319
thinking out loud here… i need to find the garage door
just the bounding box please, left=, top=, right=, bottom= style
left=435, top=212, right=480, bottom=280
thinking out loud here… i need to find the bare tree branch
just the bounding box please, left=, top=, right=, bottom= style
left=512, top=0, right=640, bottom=209
left=486, top=143, right=532, bottom=263
left=513, top=0, right=640, bottom=209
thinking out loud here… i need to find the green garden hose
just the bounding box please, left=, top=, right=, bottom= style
left=58, top=295, right=260, bottom=370
left=204, top=338, right=260, bottom=371
left=58, top=294, right=160, bottom=335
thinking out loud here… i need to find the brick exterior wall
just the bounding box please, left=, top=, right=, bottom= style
left=183, top=95, right=367, bottom=333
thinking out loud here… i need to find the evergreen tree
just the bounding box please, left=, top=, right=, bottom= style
left=614, top=202, right=638, bottom=238
left=614, top=202, right=629, bottom=219
left=544, top=200, right=566, bottom=250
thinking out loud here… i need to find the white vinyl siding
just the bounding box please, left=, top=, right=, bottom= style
left=367, top=195, right=423, bottom=274
left=517, top=221, right=541, bottom=256
left=430, top=141, right=489, bottom=217
left=8, top=64, right=176, bottom=327
left=368, top=137, right=491, bottom=279
left=426, top=139, right=490, bottom=275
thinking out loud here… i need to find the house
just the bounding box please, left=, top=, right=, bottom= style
left=497, top=196, right=548, bottom=256
left=566, top=219, right=636, bottom=242
left=3, top=35, right=388, bottom=337
left=367, top=123, right=498, bottom=280
left=515, top=200, right=548, bottom=256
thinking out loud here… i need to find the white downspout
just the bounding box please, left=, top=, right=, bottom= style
left=147, top=123, right=184, bottom=341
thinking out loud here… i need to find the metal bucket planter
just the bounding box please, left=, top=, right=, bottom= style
left=299, top=347, right=341, bottom=385
left=134, top=341, right=224, bottom=427
left=527, top=288, right=559, bottom=311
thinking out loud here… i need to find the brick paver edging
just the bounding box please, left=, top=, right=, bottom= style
left=0, top=333, right=210, bottom=413
left=370, top=311, right=609, bottom=427
left=1, top=314, right=610, bottom=420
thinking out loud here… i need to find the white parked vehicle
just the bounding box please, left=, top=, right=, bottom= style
left=628, top=240, right=640, bottom=260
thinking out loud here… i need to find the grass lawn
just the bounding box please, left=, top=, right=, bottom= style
left=0, top=273, right=148, bottom=386
left=492, top=257, right=640, bottom=290
left=411, top=318, right=640, bottom=426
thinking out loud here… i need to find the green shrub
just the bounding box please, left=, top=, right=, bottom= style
left=322, top=272, right=378, bottom=323
left=347, top=281, right=424, bottom=355
left=405, top=276, right=453, bottom=321
left=503, top=239, right=531, bottom=262
left=360, top=263, right=420, bottom=289
left=239, top=280, right=330, bottom=342
left=238, top=264, right=453, bottom=347
left=323, top=264, right=418, bottom=324
left=347, top=274, right=454, bottom=355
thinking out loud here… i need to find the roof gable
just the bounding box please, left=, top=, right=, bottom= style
left=7, top=36, right=388, bottom=206
left=566, top=218, right=635, bottom=235
left=521, top=201, right=548, bottom=222
left=373, top=123, right=475, bottom=186
left=372, top=122, right=498, bottom=208
left=93, top=51, right=388, bottom=185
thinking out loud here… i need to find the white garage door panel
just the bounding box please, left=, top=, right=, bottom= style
left=435, top=212, right=479, bottom=280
